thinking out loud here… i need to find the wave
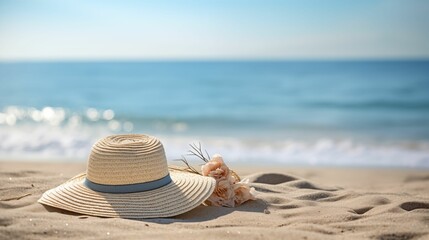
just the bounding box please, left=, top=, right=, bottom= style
left=0, top=106, right=428, bottom=167
left=303, top=100, right=429, bottom=110
left=1, top=126, right=428, bottom=167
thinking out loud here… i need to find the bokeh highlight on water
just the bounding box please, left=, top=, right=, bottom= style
left=1, top=61, right=428, bottom=167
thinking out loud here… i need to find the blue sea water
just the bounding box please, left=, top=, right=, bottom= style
left=0, top=61, right=429, bottom=167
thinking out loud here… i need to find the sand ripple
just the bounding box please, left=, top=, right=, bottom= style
left=1, top=162, right=428, bottom=240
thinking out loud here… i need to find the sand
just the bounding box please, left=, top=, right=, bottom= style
left=1, top=161, right=428, bottom=240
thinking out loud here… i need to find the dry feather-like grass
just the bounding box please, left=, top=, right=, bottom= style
left=171, top=156, right=200, bottom=175
left=187, top=142, right=210, bottom=163
left=170, top=142, right=210, bottom=175
left=171, top=142, right=241, bottom=181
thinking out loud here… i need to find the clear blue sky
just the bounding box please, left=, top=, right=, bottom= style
left=1, top=0, right=428, bottom=60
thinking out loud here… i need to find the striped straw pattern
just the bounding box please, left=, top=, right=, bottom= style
left=87, top=134, right=169, bottom=185
left=38, top=134, right=216, bottom=219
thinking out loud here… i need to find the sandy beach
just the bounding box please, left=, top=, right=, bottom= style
left=1, top=161, right=428, bottom=240
left=2, top=0, right=429, bottom=239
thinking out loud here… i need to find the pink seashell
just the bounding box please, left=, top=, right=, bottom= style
left=201, top=154, right=230, bottom=181
left=202, top=154, right=256, bottom=207
left=233, top=184, right=256, bottom=206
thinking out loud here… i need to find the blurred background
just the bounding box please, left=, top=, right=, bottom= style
left=0, top=0, right=428, bottom=167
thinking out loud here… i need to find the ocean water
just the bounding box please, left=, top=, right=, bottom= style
left=1, top=61, right=429, bottom=167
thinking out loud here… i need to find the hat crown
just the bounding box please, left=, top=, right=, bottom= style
left=86, top=134, right=169, bottom=185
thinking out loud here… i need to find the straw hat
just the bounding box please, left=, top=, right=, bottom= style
left=38, top=134, right=216, bottom=218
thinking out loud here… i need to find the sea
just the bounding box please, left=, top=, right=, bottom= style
left=1, top=61, right=428, bottom=167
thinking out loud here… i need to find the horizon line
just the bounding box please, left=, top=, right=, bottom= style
left=1, top=57, right=429, bottom=63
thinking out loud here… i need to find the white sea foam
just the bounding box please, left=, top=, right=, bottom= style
left=0, top=106, right=428, bottom=167
left=162, top=136, right=429, bottom=168
left=1, top=125, right=428, bottom=167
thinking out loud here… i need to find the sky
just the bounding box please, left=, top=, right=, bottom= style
left=0, top=0, right=429, bottom=60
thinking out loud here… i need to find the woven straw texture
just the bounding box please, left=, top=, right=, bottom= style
left=38, top=134, right=216, bottom=219
left=87, top=134, right=169, bottom=185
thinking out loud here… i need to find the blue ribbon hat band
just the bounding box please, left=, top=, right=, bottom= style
left=83, top=174, right=172, bottom=194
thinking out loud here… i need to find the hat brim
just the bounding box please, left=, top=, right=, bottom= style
left=38, top=171, right=216, bottom=219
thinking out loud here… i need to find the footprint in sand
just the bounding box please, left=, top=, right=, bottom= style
left=399, top=201, right=429, bottom=212
left=247, top=173, right=297, bottom=184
